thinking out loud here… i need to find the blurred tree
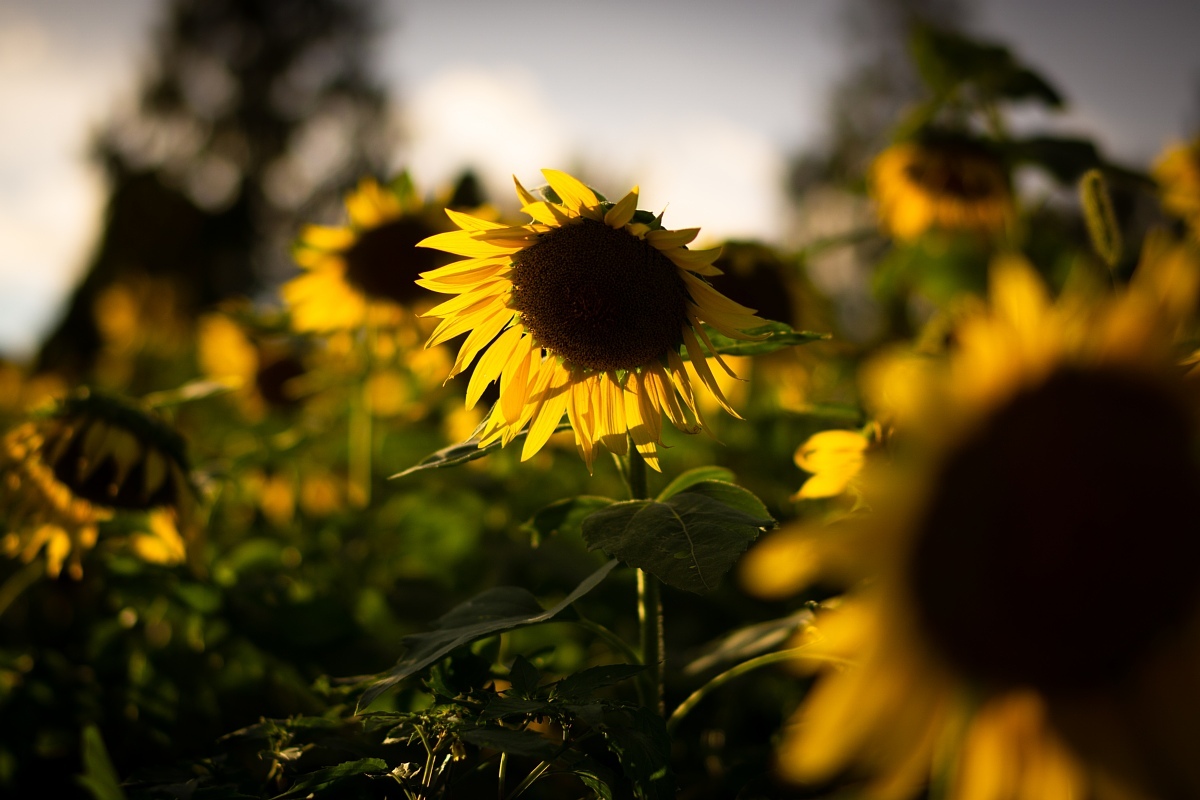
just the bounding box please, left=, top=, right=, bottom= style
left=34, top=0, right=391, bottom=382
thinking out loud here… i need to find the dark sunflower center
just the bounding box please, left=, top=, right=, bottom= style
left=904, top=148, right=1004, bottom=201
left=342, top=218, right=445, bottom=306
left=508, top=218, right=688, bottom=371
left=909, top=366, right=1200, bottom=693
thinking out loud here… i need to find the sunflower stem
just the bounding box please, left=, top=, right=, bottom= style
left=627, top=443, right=665, bottom=716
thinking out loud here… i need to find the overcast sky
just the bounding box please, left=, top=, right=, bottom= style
left=1, top=0, right=1198, bottom=358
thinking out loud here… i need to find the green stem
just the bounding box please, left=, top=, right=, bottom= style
left=626, top=443, right=664, bottom=716
left=665, top=648, right=851, bottom=735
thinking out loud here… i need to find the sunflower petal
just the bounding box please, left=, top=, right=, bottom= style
left=445, top=208, right=508, bottom=231
left=647, top=228, right=700, bottom=249
left=466, top=324, right=524, bottom=409
left=418, top=230, right=523, bottom=257
left=500, top=335, right=535, bottom=425
left=542, top=169, right=601, bottom=219
left=521, top=364, right=571, bottom=460
left=682, top=326, right=741, bottom=419
left=604, top=187, right=640, bottom=229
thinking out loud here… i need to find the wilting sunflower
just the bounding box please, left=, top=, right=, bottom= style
left=773, top=248, right=1200, bottom=799
left=283, top=174, right=463, bottom=332
left=417, top=169, right=766, bottom=470
left=1153, top=135, right=1200, bottom=239
left=871, top=135, right=1014, bottom=241
left=0, top=389, right=196, bottom=578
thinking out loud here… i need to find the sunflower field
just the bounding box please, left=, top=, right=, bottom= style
left=5, top=10, right=1200, bottom=800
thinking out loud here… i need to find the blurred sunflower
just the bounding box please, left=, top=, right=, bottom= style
left=1153, top=135, right=1200, bottom=239
left=197, top=311, right=307, bottom=420
left=283, top=174, right=462, bottom=332
left=417, top=169, right=766, bottom=471
left=772, top=249, right=1200, bottom=799
left=871, top=135, right=1013, bottom=241
left=0, top=389, right=196, bottom=578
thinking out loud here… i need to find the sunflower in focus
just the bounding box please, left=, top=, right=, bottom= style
left=0, top=389, right=196, bottom=578
left=283, top=174, right=462, bottom=332
left=772, top=248, right=1200, bottom=799
left=1153, top=135, right=1200, bottom=239
left=417, top=169, right=766, bottom=471
left=871, top=135, right=1014, bottom=241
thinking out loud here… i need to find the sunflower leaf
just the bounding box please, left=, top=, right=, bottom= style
left=523, top=496, right=618, bottom=545
left=656, top=467, right=736, bottom=501
left=352, top=559, right=618, bottom=710
left=685, top=322, right=828, bottom=360
left=390, top=422, right=573, bottom=477
left=582, top=486, right=774, bottom=594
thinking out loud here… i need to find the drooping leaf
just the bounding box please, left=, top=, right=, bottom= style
left=523, top=496, right=617, bottom=544
left=683, top=610, right=815, bottom=676
left=390, top=422, right=573, bottom=477
left=686, top=322, right=828, bottom=360
left=354, top=559, right=619, bottom=709
left=78, top=725, right=127, bottom=800
left=1080, top=168, right=1123, bottom=267
left=582, top=488, right=774, bottom=594
left=271, top=758, right=390, bottom=799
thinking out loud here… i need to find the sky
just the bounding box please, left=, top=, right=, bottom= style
left=1, top=0, right=1199, bottom=359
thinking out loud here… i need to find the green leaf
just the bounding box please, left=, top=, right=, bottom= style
left=508, top=654, right=541, bottom=697
left=599, top=707, right=674, bottom=800
left=676, top=480, right=772, bottom=521
left=1080, top=168, right=1123, bottom=267
left=78, top=725, right=127, bottom=800
left=582, top=489, right=773, bottom=594
left=480, top=695, right=554, bottom=721
left=655, top=467, right=735, bottom=501
left=522, top=496, right=617, bottom=544
left=909, top=25, right=1062, bottom=108
left=460, top=727, right=563, bottom=760
left=271, top=758, right=390, bottom=799
left=552, top=664, right=646, bottom=702
left=391, top=422, right=574, bottom=477
left=1008, top=136, right=1103, bottom=185
left=684, top=322, right=828, bottom=360
left=354, top=559, right=619, bottom=710
left=682, top=610, right=815, bottom=676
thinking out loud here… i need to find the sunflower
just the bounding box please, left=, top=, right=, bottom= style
left=283, top=174, right=462, bottom=332
left=197, top=311, right=307, bottom=419
left=771, top=247, right=1200, bottom=799
left=416, top=169, right=766, bottom=471
left=871, top=136, right=1014, bottom=241
left=1153, top=135, right=1200, bottom=239
left=1, top=389, right=196, bottom=578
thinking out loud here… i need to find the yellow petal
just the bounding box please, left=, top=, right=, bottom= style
left=466, top=325, right=524, bottom=409
left=604, top=187, right=640, bottom=229
left=445, top=208, right=508, bottom=231
left=646, top=227, right=700, bottom=249
left=521, top=364, right=572, bottom=460
left=542, top=169, right=601, bottom=219
left=418, top=230, right=523, bottom=257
